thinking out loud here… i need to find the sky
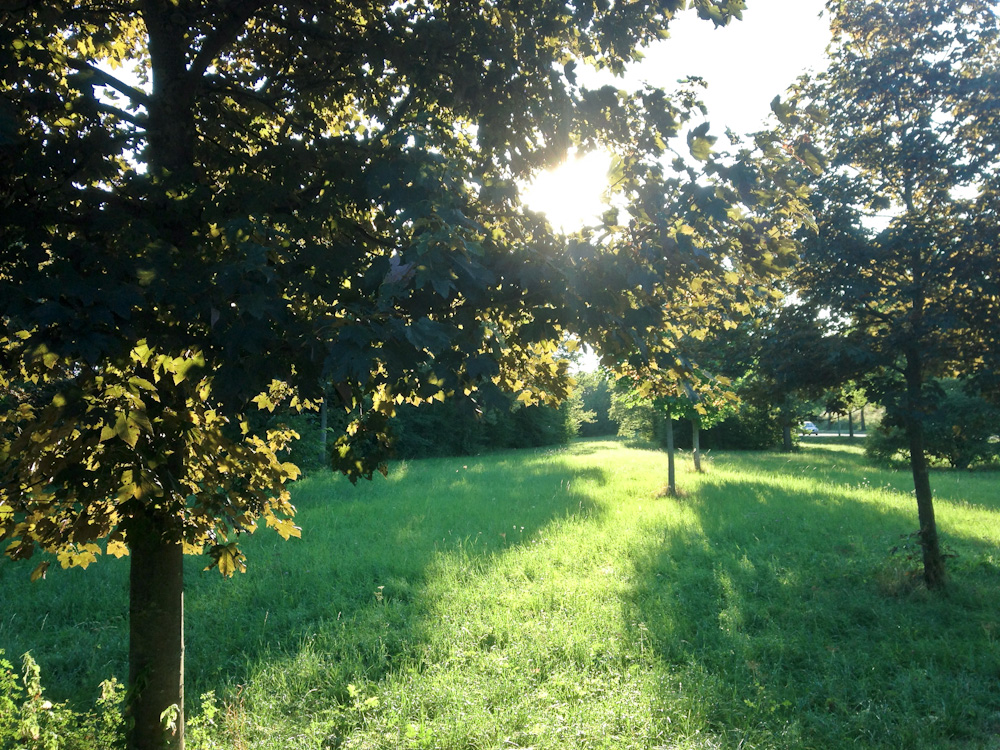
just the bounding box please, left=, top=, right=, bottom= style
left=525, top=0, right=834, bottom=368
left=523, top=0, right=833, bottom=231
left=617, top=0, right=832, bottom=136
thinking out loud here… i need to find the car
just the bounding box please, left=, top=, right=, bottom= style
left=801, top=421, right=819, bottom=435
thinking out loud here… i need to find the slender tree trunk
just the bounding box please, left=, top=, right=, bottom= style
left=692, top=418, right=702, bottom=473
left=665, top=404, right=676, bottom=496
left=319, top=395, right=328, bottom=464
left=127, top=508, right=185, bottom=750
left=904, top=350, right=946, bottom=589
left=860, top=406, right=866, bottom=432
left=848, top=411, right=855, bottom=438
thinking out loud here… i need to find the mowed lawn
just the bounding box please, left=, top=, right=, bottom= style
left=3, top=438, right=1000, bottom=749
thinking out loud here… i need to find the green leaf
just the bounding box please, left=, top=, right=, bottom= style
left=770, top=95, right=799, bottom=126
left=115, top=413, right=140, bottom=448
left=128, top=376, right=156, bottom=392
left=170, top=353, right=205, bottom=385
left=687, top=122, right=716, bottom=161
left=794, top=141, right=826, bottom=176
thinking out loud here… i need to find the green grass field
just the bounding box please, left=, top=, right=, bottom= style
left=4, top=438, right=1000, bottom=749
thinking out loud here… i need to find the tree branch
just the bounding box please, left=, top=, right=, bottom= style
left=188, top=1, right=268, bottom=79
left=63, top=56, right=150, bottom=108
left=94, top=100, right=148, bottom=128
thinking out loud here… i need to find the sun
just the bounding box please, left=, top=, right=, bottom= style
left=522, top=150, right=612, bottom=233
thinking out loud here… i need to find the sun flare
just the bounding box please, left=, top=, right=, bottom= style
left=522, top=150, right=612, bottom=233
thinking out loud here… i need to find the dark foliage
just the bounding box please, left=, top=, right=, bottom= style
left=389, top=399, right=570, bottom=459
left=866, top=383, right=1000, bottom=470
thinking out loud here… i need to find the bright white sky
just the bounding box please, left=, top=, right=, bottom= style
left=523, top=0, right=832, bottom=232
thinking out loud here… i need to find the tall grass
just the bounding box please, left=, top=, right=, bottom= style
left=3, top=438, right=1000, bottom=748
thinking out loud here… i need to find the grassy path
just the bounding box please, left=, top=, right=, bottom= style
left=3, top=439, right=1000, bottom=748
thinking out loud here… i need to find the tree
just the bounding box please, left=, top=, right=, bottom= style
left=574, top=370, right=616, bottom=438
left=781, top=0, right=1000, bottom=588
left=0, top=3, right=820, bottom=748
left=611, top=345, right=739, bottom=495
left=684, top=374, right=738, bottom=473
left=821, top=380, right=867, bottom=436
left=658, top=377, right=736, bottom=493
left=740, top=303, right=844, bottom=451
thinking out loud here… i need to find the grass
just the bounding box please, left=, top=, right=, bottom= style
left=4, top=437, right=1000, bottom=748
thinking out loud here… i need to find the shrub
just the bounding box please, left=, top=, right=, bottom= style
left=388, top=398, right=571, bottom=459
left=864, top=423, right=909, bottom=466
left=694, top=404, right=784, bottom=451
left=866, top=382, right=1000, bottom=469
left=0, top=651, right=124, bottom=750
left=0, top=652, right=228, bottom=750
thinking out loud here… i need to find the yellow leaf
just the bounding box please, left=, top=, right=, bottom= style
left=31, top=561, right=49, bottom=582
left=252, top=393, right=276, bottom=412
left=268, top=516, right=302, bottom=541
left=106, top=540, right=129, bottom=558
left=210, top=543, right=246, bottom=577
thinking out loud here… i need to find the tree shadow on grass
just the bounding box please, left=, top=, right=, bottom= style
left=1, top=442, right=613, bottom=708
left=624, top=465, right=1000, bottom=749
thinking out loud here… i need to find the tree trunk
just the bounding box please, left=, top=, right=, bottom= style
left=782, top=423, right=793, bottom=452
left=665, top=405, right=676, bottom=496
left=692, top=418, right=702, bottom=473
left=860, top=406, right=866, bottom=432
left=127, top=508, right=185, bottom=750
left=848, top=410, right=855, bottom=438
left=319, top=395, right=328, bottom=464
left=904, top=349, right=946, bottom=589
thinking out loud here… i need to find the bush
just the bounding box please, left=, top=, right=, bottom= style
left=866, top=383, right=1000, bottom=469
left=692, top=404, right=784, bottom=451
left=388, top=398, right=571, bottom=459
left=0, top=651, right=231, bottom=750
left=0, top=651, right=124, bottom=750
left=864, top=423, right=908, bottom=466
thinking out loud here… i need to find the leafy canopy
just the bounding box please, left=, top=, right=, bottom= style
left=0, top=0, right=811, bottom=577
